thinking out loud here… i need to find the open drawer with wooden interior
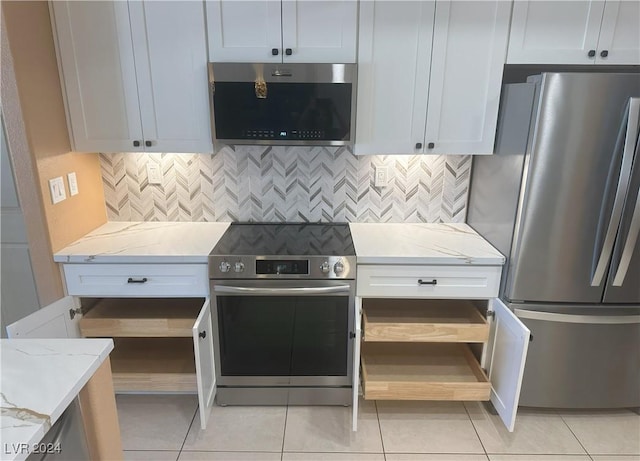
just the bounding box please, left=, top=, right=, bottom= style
left=6, top=263, right=216, bottom=430
left=351, top=264, right=531, bottom=433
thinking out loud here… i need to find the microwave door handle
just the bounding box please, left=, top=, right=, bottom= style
left=213, top=285, right=352, bottom=295
left=591, top=98, right=640, bottom=286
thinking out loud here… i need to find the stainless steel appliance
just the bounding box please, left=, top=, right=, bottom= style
left=468, top=72, right=640, bottom=409
left=208, top=63, right=356, bottom=147
left=209, top=223, right=356, bottom=405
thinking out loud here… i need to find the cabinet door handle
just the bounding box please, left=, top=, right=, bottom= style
left=145, top=140, right=153, bottom=147
left=272, top=48, right=279, bottom=56
left=427, top=142, right=435, bottom=149
left=588, top=49, right=596, bottom=58
left=133, top=140, right=141, bottom=147
left=417, top=279, right=437, bottom=286
left=285, top=48, right=293, bottom=56
left=127, top=277, right=148, bottom=284
left=199, top=330, right=207, bottom=339
left=600, top=50, right=609, bottom=58
left=415, top=142, right=422, bottom=149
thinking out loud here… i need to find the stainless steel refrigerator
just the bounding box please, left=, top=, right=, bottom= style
left=468, top=72, right=640, bottom=409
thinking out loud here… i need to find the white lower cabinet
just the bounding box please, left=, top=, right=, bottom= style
left=352, top=265, right=530, bottom=432
left=6, top=264, right=216, bottom=430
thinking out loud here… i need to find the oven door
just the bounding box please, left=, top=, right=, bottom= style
left=211, top=279, right=354, bottom=387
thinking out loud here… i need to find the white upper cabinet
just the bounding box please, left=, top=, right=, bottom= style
left=355, top=1, right=434, bottom=155
left=52, top=1, right=212, bottom=153
left=51, top=2, right=142, bottom=153
left=596, top=1, right=640, bottom=64
left=355, top=0, right=510, bottom=156
left=206, top=0, right=358, bottom=63
left=507, top=0, right=639, bottom=65
left=425, top=0, right=511, bottom=154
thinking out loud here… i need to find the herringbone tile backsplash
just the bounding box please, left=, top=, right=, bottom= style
left=100, top=146, right=470, bottom=223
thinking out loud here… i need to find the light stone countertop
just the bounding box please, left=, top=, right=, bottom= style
left=53, top=221, right=231, bottom=264
left=349, top=223, right=505, bottom=265
left=0, top=339, right=113, bottom=461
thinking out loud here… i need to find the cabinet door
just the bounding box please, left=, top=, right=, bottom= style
left=281, top=0, right=358, bottom=63
left=424, top=0, right=510, bottom=155
left=6, top=296, right=82, bottom=338
left=192, top=298, right=216, bottom=430
left=351, top=297, right=362, bottom=431
left=129, top=1, right=213, bottom=153
left=206, top=0, right=282, bottom=62
left=50, top=1, right=143, bottom=153
left=485, top=298, right=530, bottom=432
left=596, top=1, right=640, bottom=64
left=354, top=1, right=434, bottom=155
left=507, top=0, right=605, bottom=64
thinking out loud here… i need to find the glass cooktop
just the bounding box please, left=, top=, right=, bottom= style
left=210, top=223, right=355, bottom=256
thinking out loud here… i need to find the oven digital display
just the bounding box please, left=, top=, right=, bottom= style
left=256, top=260, right=309, bottom=275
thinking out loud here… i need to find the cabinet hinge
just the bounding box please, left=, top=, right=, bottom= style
left=69, top=307, right=83, bottom=320
left=486, top=310, right=495, bottom=318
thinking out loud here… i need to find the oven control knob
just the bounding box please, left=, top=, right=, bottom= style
left=219, top=261, right=231, bottom=273
left=234, top=261, right=245, bottom=273
left=333, top=260, right=345, bottom=275
left=320, top=261, right=331, bottom=274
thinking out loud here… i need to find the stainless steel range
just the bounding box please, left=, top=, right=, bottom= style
left=208, top=223, right=356, bottom=405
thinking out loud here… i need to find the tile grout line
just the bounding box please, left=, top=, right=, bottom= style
left=558, top=411, right=592, bottom=458
left=176, top=404, right=199, bottom=460
left=374, top=400, right=387, bottom=458
left=281, top=404, right=289, bottom=460
left=463, top=402, right=490, bottom=460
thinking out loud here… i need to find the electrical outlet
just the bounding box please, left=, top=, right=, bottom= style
left=374, top=166, right=389, bottom=187
left=49, top=176, right=66, bottom=204
left=147, top=163, right=162, bottom=185
left=67, top=172, right=79, bottom=196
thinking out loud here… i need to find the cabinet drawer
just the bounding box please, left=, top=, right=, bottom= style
left=63, top=263, right=209, bottom=297
left=80, top=298, right=204, bottom=337
left=361, top=343, right=490, bottom=401
left=363, top=299, right=488, bottom=343
left=356, top=264, right=501, bottom=298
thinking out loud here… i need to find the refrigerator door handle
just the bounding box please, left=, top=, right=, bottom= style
left=591, top=98, right=640, bottom=287
left=612, top=141, right=640, bottom=286
left=515, top=308, right=640, bottom=325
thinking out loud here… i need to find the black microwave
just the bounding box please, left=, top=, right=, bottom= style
left=208, top=63, right=356, bottom=147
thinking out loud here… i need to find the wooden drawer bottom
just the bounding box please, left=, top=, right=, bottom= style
left=361, top=343, right=490, bottom=401
left=111, top=338, right=197, bottom=392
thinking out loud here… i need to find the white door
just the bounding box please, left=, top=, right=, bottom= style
left=424, top=0, right=510, bottom=155
left=354, top=1, right=434, bottom=155
left=484, top=298, right=530, bottom=432
left=507, top=0, right=605, bottom=64
left=351, top=297, right=362, bottom=431
left=192, top=298, right=216, bottom=430
left=129, top=1, right=213, bottom=153
left=1, top=117, right=41, bottom=338
left=281, top=0, right=358, bottom=63
left=50, top=1, right=143, bottom=153
left=596, top=1, right=640, bottom=65
left=6, top=296, right=82, bottom=339
left=206, top=0, right=283, bottom=62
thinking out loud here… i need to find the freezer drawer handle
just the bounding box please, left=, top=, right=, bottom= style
left=417, top=279, right=437, bottom=286
left=127, top=277, right=148, bottom=284
left=591, top=98, right=640, bottom=287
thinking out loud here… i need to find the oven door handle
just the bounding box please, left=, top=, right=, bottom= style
left=213, top=285, right=352, bottom=295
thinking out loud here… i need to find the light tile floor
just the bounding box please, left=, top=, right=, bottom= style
left=116, top=396, right=640, bottom=461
